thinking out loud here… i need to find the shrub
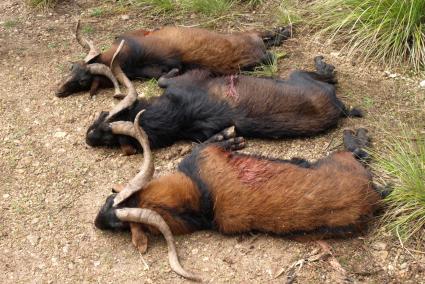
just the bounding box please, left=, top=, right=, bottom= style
left=311, top=0, right=425, bottom=70
left=374, top=126, right=425, bottom=242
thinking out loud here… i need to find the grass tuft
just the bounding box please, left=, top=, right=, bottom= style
left=3, top=20, right=18, bottom=29
left=26, top=0, right=57, bottom=8
left=90, top=7, right=104, bottom=17
left=276, top=0, right=302, bottom=26
left=310, top=0, right=425, bottom=70
left=82, top=25, right=94, bottom=35
left=242, top=52, right=285, bottom=77
left=181, top=0, right=234, bottom=16
left=134, top=0, right=175, bottom=13
left=373, top=126, right=425, bottom=243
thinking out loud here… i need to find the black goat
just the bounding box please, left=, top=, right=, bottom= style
left=86, top=48, right=362, bottom=155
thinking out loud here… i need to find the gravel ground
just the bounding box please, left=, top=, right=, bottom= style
left=1, top=0, right=424, bottom=283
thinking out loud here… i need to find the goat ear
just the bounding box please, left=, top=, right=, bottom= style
left=130, top=223, right=149, bottom=254
left=89, top=77, right=101, bottom=96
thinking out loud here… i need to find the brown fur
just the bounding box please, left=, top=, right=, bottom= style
left=130, top=146, right=380, bottom=239
left=98, top=27, right=267, bottom=74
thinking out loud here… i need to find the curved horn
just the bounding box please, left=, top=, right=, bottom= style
left=86, top=63, right=122, bottom=98
left=109, top=120, right=135, bottom=137
left=106, top=40, right=141, bottom=121
left=115, top=208, right=202, bottom=282
left=113, top=110, right=154, bottom=207
left=75, top=19, right=101, bottom=63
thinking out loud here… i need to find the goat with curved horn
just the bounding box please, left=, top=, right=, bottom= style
left=56, top=24, right=291, bottom=97
left=96, top=126, right=383, bottom=281
left=56, top=20, right=123, bottom=98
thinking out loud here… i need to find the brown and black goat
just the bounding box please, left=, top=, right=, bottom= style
left=94, top=113, right=383, bottom=281
left=55, top=20, right=291, bottom=97
left=86, top=41, right=362, bottom=155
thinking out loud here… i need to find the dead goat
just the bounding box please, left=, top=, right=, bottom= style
left=94, top=113, right=382, bottom=281
left=55, top=20, right=291, bottom=97
left=86, top=41, right=362, bottom=155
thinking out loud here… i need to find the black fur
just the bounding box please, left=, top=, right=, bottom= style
left=94, top=193, right=139, bottom=231
left=87, top=85, right=235, bottom=151
left=117, top=36, right=182, bottom=80
left=87, top=57, right=362, bottom=152
left=178, top=146, right=215, bottom=230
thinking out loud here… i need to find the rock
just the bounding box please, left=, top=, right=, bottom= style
left=93, top=260, right=100, bottom=267
left=3, top=194, right=10, bottom=199
left=376, top=250, right=389, bottom=262
left=54, top=131, right=67, bottom=138
left=372, top=241, right=387, bottom=251
left=420, top=80, right=425, bottom=88
left=191, top=248, right=199, bottom=255
left=121, top=15, right=130, bottom=20
left=27, top=234, right=39, bottom=246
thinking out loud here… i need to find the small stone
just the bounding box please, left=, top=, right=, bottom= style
left=3, top=194, right=10, bottom=199
left=372, top=242, right=387, bottom=251
left=27, top=234, right=39, bottom=246
left=121, top=15, right=130, bottom=20
left=377, top=250, right=389, bottom=262
left=203, top=256, right=209, bottom=262
left=31, top=218, right=39, bottom=224
left=400, top=262, right=408, bottom=270
left=54, top=131, right=67, bottom=138
left=191, top=248, right=199, bottom=255
left=420, top=80, right=425, bottom=88
left=93, top=260, right=101, bottom=267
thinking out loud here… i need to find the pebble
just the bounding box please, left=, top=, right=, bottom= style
left=420, top=80, right=425, bottom=88
left=93, top=260, right=100, bottom=267
left=191, top=248, right=199, bottom=255
left=54, top=131, right=67, bottom=138
left=372, top=241, right=387, bottom=251
left=376, top=250, right=389, bottom=262
left=3, top=194, right=10, bottom=199
left=121, top=15, right=130, bottom=20
left=27, top=234, right=39, bottom=246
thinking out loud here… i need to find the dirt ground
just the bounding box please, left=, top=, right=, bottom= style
left=1, top=0, right=424, bottom=283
